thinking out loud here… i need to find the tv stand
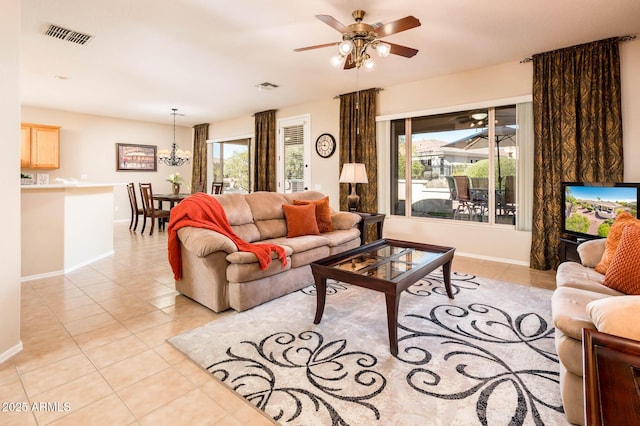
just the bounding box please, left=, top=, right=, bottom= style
left=559, top=237, right=581, bottom=263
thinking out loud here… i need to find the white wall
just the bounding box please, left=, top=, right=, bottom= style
left=621, top=40, right=640, bottom=182
left=1, top=0, right=23, bottom=362
left=210, top=99, right=342, bottom=210
left=20, top=107, right=193, bottom=222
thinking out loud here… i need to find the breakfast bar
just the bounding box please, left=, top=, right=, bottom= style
left=21, top=183, right=121, bottom=280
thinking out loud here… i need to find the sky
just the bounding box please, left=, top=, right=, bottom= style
left=566, top=184, right=638, bottom=202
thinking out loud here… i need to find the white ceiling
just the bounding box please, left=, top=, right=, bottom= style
left=21, top=0, right=640, bottom=127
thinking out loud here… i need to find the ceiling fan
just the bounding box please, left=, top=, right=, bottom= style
left=294, top=10, right=421, bottom=70
left=452, top=111, right=490, bottom=128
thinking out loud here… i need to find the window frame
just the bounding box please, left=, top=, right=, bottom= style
left=387, top=104, right=521, bottom=228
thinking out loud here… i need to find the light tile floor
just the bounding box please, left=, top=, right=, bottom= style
left=1, top=222, right=556, bottom=425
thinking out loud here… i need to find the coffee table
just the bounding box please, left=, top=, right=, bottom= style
left=310, top=238, right=455, bottom=356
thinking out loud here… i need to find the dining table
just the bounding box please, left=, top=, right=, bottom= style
left=152, top=193, right=190, bottom=211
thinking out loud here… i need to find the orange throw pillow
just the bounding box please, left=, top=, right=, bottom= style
left=602, top=224, right=640, bottom=294
left=282, top=203, right=319, bottom=238
left=596, top=212, right=640, bottom=274
left=294, top=196, right=333, bottom=233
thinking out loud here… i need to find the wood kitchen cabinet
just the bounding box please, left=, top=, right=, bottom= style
left=20, top=123, right=60, bottom=169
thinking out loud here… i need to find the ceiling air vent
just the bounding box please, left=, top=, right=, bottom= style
left=43, top=24, right=93, bottom=46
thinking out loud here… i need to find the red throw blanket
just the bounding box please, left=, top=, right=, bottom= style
left=167, top=192, right=287, bottom=280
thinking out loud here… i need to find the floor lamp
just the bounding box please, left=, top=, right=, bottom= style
left=339, top=163, right=368, bottom=212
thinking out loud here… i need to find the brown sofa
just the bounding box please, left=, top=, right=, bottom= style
left=174, top=190, right=362, bottom=312
left=552, top=238, right=640, bottom=424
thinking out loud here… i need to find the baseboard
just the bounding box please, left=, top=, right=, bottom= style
left=0, top=341, right=23, bottom=364
left=454, top=250, right=530, bottom=267
left=21, top=269, right=64, bottom=282
left=64, top=250, right=115, bottom=274
left=21, top=250, right=116, bottom=282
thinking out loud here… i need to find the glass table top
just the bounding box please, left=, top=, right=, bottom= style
left=331, top=244, right=443, bottom=281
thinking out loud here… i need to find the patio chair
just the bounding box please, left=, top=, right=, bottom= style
left=452, top=176, right=476, bottom=219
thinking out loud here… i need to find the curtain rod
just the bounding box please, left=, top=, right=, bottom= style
left=519, top=34, right=636, bottom=63
left=333, top=87, right=383, bottom=100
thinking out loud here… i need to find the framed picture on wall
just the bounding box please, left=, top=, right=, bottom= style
left=116, top=143, right=157, bottom=171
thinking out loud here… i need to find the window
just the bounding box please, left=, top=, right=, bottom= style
left=277, top=115, right=311, bottom=193
left=212, top=138, right=251, bottom=193
left=391, top=105, right=519, bottom=226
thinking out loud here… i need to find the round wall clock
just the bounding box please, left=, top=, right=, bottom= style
left=315, top=133, right=336, bottom=158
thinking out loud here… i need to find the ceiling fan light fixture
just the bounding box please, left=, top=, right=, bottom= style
left=363, top=55, right=375, bottom=71
left=471, top=112, right=488, bottom=121
left=375, top=42, right=391, bottom=57
left=338, top=40, right=354, bottom=55
left=330, top=54, right=345, bottom=67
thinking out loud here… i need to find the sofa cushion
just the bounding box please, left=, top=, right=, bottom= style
left=596, top=212, right=640, bottom=274
left=244, top=192, right=290, bottom=240
left=215, top=193, right=254, bottom=226
left=551, top=286, right=610, bottom=340
left=602, top=225, right=640, bottom=294
left=266, top=235, right=329, bottom=254
left=317, top=228, right=361, bottom=248
left=229, top=223, right=262, bottom=243
left=226, top=257, right=291, bottom=283
left=289, top=246, right=331, bottom=268
left=294, top=196, right=333, bottom=232
left=282, top=203, right=320, bottom=237
left=555, top=262, right=622, bottom=296
left=245, top=192, right=289, bottom=221
left=587, top=295, right=640, bottom=340
left=226, top=245, right=293, bottom=264
left=215, top=193, right=261, bottom=242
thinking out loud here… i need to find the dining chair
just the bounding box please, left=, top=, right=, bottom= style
left=211, top=182, right=223, bottom=194
left=139, top=183, right=171, bottom=236
left=126, top=182, right=144, bottom=232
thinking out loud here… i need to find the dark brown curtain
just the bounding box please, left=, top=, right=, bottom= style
left=254, top=110, right=277, bottom=192
left=530, top=38, right=623, bottom=270
left=191, top=123, right=209, bottom=193
left=339, top=88, right=378, bottom=217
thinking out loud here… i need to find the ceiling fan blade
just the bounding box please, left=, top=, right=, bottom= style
left=375, top=16, right=421, bottom=37
left=315, top=14, right=348, bottom=33
left=387, top=42, right=419, bottom=58
left=293, top=42, right=338, bottom=52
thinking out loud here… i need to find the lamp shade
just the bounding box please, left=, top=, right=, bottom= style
left=339, top=163, right=368, bottom=184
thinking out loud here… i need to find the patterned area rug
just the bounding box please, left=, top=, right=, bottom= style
left=169, top=271, right=568, bottom=425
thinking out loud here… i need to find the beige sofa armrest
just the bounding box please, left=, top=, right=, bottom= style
left=587, top=296, right=640, bottom=341
left=331, top=211, right=361, bottom=230
left=577, top=238, right=606, bottom=268
left=177, top=227, right=237, bottom=257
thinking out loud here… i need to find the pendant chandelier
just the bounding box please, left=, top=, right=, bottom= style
left=158, top=108, right=191, bottom=167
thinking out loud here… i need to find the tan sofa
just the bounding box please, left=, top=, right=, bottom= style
left=552, top=238, right=640, bottom=424
left=174, top=190, right=362, bottom=312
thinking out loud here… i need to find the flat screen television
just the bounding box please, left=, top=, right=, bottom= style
left=562, top=182, right=639, bottom=240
